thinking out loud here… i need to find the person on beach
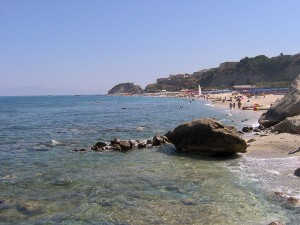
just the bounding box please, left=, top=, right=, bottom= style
left=238, top=101, right=242, bottom=109
left=229, top=102, right=232, bottom=109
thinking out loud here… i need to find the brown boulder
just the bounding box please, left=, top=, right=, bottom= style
left=165, top=118, right=247, bottom=156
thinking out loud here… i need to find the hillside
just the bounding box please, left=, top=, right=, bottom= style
left=145, top=53, right=300, bottom=92
left=108, top=82, right=143, bottom=95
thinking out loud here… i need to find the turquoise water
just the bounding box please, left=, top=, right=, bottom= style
left=0, top=96, right=299, bottom=224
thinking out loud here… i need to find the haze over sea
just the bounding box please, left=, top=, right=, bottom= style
left=0, top=95, right=299, bottom=224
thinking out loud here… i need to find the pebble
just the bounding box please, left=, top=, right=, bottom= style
left=287, top=197, right=299, bottom=205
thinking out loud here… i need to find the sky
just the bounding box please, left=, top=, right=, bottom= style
left=1, top=0, right=300, bottom=95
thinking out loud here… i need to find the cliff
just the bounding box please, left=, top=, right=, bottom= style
left=108, top=82, right=143, bottom=95
left=145, top=53, right=300, bottom=92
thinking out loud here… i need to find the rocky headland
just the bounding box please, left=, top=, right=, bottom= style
left=107, top=82, right=143, bottom=95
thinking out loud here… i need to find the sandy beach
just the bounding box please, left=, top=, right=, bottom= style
left=244, top=132, right=300, bottom=158
left=204, top=92, right=300, bottom=159
left=208, top=92, right=284, bottom=110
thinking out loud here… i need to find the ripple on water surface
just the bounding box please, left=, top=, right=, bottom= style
left=0, top=96, right=299, bottom=224
left=0, top=147, right=298, bottom=224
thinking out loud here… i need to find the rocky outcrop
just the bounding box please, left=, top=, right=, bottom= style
left=165, top=118, right=247, bottom=156
left=273, top=115, right=300, bottom=134
left=108, top=82, right=143, bottom=95
left=259, top=74, right=300, bottom=130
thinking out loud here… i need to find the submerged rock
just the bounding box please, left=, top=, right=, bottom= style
left=181, top=198, right=197, bottom=206
left=0, top=200, right=13, bottom=210
left=73, top=148, right=87, bottom=152
left=165, top=185, right=182, bottom=193
left=16, top=201, right=43, bottom=215
left=287, top=197, right=299, bottom=205
left=165, top=118, right=247, bottom=156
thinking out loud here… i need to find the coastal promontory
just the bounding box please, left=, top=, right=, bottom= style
left=107, top=82, right=143, bottom=95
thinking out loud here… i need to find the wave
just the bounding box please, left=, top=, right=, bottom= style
left=44, top=140, right=62, bottom=147
left=226, top=156, right=300, bottom=198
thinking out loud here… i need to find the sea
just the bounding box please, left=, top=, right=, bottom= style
left=0, top=95, right=299, bottom=225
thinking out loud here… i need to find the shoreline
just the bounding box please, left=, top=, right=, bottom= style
left=154, top=92, right=300, bottom=160
left=110, top=93, right=299, bottom=160
left=203, top=92, right=300, bottom=159
left=243, top=132, right=300, bottom=158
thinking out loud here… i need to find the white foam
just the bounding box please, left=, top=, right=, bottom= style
left=45, top=140, right=62, bottom=147
left=204, top=103, right=215, bottom=107
left=265, top=169, right=280, bottom=175
left=225, top=155, right=300, bottom=197
left=136, top=127, right=145, bottom=131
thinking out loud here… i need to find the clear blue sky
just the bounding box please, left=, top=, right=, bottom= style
left=1, top=0, right=300, bottom=95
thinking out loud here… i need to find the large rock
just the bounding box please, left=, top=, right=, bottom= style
left=273, top=115, right=300, bottom=134
left=259, top=74, right=300, bottom=128
left=165, top=118, right=247, bottom=156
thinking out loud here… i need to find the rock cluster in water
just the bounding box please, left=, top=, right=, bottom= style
left=259, top=74, right=300, bottom=134
left=73, top=135, right=169, bottom=153
left=74, top=118, right=249, bottom=157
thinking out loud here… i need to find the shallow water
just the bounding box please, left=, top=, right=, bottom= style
left=0, top=96, right=299, bottom=224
